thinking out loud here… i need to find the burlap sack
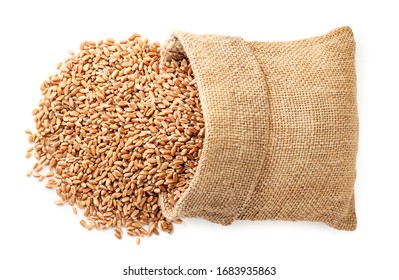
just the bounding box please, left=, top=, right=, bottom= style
left=159, top=26, right=358, bottom=231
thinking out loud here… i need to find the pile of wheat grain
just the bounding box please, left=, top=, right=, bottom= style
left=25, top=34, right=204, bottom=244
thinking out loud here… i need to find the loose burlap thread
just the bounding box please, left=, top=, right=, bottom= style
left=159, top=26, right=358, bottom=231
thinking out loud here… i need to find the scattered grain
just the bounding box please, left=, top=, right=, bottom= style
left=87, top=223, right=95, bottom=231
left=80, top=219, right=87, bottom=228
left=55, top=200, right=65, bottom=206
left=26, top=33, right=203, bottom=241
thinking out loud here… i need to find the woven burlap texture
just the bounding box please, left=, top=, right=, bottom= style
left=159, top=26, right=358, bottom=231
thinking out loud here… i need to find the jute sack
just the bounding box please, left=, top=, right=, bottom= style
left=159, top=26, right=358, bottom=231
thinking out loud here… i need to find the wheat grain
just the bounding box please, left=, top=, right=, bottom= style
left=79, top=219, right=87, bottom=228
left=26, top=33, right=204, bottom=241
left=55, top=200, right=65, bottom=206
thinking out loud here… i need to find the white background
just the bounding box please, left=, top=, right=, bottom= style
left=0, top=0, right=398, bottom=279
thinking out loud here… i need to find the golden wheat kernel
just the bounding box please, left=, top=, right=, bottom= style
left=55, top=200, right=65, bottom=206
left=80, top=219, right=87, bottom=228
